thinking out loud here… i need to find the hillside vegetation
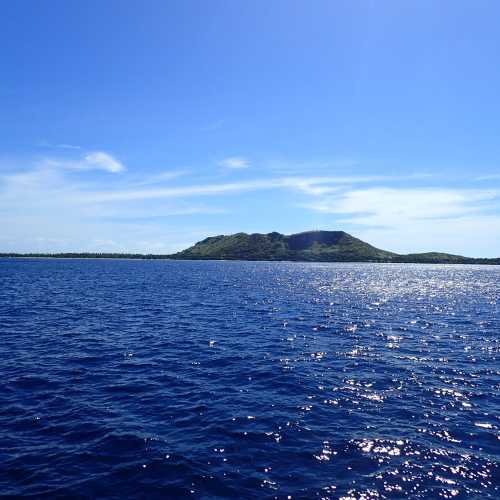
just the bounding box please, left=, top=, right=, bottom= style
left=170, top=230, right=500, bottom=264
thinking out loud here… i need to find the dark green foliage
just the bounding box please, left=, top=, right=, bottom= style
left=393, top=252, right=500, bottom=264
left=170, top=231, right=396, bottom=261
left=170, top=230, right=499, bottom=264
left=0, top=252, right=161, bottom=259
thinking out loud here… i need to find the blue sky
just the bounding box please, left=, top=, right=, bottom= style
left=1, top=0, right=500, bottom=256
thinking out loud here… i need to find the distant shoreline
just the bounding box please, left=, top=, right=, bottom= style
left=1, top=254, right=499, bottom=265
left=0, top=254, right=169, bottom=261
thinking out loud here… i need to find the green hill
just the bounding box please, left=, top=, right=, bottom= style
left=170, top=230, right=500, bottom=264
left=173, top=230, right=394, bottom=262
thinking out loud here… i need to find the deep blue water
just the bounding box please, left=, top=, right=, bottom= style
left=0, top=259, right=499, bottom=499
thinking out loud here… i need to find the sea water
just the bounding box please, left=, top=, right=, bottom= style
left=0, top=259, right=498, bottom=498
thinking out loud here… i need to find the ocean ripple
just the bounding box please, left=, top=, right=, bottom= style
left=0, top=259, right=499, bottom=498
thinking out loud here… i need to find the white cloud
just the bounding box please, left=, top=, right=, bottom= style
left=38, top=140, right=81, bottom=150
left=303, top=187, right=498, bottom=224
left=302, top=187, right=500, bottom=256
left=475, top=174, right=500, bottom=181
left=219, top=156, right=250, bottom=169
left=56, top=143, right=81, bottom=150
left=354, top=215, right=500, bottom=257
left=77, top=175, right=399, bottom=203
left=0, top=166, right=210, bottom=253
left=41, top=150, right=126, bottom=174
left=0, top=161, right=225, bottom=253
left=78, top=179, right=273, bottom=203
left=83, top=151, right=125, bottom=173
left=264, top=157, right=358, bottom=174
left=134, top=170, right=188, bottom=186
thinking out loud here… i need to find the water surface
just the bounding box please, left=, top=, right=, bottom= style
left=0, top=260, right=499, bottom=498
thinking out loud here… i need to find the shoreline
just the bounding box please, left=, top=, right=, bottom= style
left=1, top=255, right=499, bottom=265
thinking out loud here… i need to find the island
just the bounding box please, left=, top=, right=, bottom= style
left=1, top=231, right=499, bottom=264
left=170, top=231, right=500, bottom=264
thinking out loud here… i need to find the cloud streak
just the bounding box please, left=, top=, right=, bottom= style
left=38, top=141, right=82, bottom=150
left=70, top=173, right=431, bottom=206
left=301, top=187, right=500, bottom=256
left=76, top=175, right=397, bottom=203
left=43, top=151, right=126, bottom=173
left=302, top=187, right=499, bottom=224
left=475, top=174, right=500, bottom=181
left=83, top=152, right=125, bottom=173
left=219, top=156, right=250, bottom=169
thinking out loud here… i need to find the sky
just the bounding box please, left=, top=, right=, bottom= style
left=1, top=0, right=500, bottom=256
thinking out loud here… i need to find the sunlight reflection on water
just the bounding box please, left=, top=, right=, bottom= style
left=0, top=260, right=498, bottom=498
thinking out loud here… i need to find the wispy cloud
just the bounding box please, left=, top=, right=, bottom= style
left=38, top=140, right=81, bottom=150
left=0, top=164, right=211, bottom=253
left=55, top=143, right=81, bottom=150
left=264, top=157, right=358, bottom=174
left=302, top=187, right=498, bottom=224
left=83, top=152, right=125, bottom=173
left=98, top=206, right=227, bottom=221
left=301, top=187, right=500, bottom=255
left=77, top=175, right=397, bottom=203
left=43, top=150, right=126, bottom=173
left=134, top=170, right=188, bottom=186
left=219, top=156, right=250, bottom=169
left=79, top=179, right=278, bottom=203
left=475, top=174, right=500, bottom=181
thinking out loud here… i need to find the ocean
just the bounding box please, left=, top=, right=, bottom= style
left=0, top=259, right=498, bottom=498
